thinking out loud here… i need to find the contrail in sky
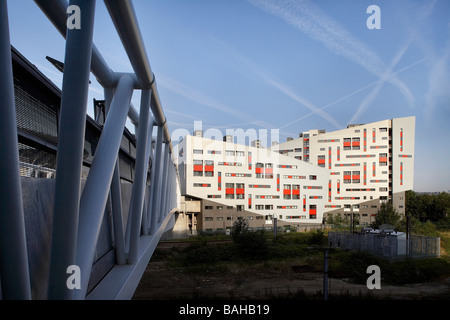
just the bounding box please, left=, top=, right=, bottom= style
left=247, top=0, right=415, bottom=109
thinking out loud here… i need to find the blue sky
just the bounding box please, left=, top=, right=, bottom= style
left=6, top=0, right=450, bottom=192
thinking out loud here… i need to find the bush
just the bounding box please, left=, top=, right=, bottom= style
left=236, top=231, right=269, bottom=260
left=307, top=229, right=327, bottom=246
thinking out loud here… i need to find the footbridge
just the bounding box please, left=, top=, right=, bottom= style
left=0, top=0, right=181, bottom=299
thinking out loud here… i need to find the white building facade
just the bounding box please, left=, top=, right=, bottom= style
left=175, top=116, right=415, bottom=232
left=176, top=134, right=330, bottom=233
left=271, top=116, right=415, bottom=225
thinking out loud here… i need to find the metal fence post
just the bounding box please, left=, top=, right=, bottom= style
left=74, top=74, right=134, bottom=299
left=47, top=0, right=96, bottom=300
left=0, top=0, right=32, bottom=300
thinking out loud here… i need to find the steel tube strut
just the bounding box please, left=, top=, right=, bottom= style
left=141, top=121, right=155, bottom=235
left=47, top=0, right=96, bottom=300
left=104, top=87, right=126, bottom=265
left=127, top=89, right=152, bottom=264
left=0, top=0, right=32, bottom=300
left=159, top=145, right=170, bottom=222
left=75, top=75, right=133, bottom=299
left=33, top=0, right=139, bottom=125
left=149, top=125, right=164, bottom=234
left=34, top=0, right=114, bottom=87
left=75, top=74, right=134, bottom=299
left=103, top=0, right=173, bottom=152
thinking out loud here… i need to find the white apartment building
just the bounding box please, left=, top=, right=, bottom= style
left=176, top=135, right=330, bottom=233
left=271, top=116, right=415, bottom=225
left=175, top=116, right=415, bottom=233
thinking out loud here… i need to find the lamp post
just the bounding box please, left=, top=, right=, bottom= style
left=273, top=214, right=278, bottom=237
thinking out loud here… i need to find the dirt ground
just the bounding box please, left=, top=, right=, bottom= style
left=133, top=258, right=450, bottom=301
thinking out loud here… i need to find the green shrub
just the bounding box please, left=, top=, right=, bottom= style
left=235, top=231, right=269, bottom=260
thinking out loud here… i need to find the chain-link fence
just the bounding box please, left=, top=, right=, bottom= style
left=328, top=231, right=440, bottom=260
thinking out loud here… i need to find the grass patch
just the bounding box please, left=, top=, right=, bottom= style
left=157, top=229, right=450, bottom=286
left=330, top=250, right=450, bottom=285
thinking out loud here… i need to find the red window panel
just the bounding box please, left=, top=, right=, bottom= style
left=309, top=208, right=317, bottom=216
left=400, top=129, right=403, bottom=152
left=292, top=189, right=300, bottom=195
left=204, top=165, right=214, bottom=172
left=363, top=164, right=367, bottom=178
left=343, top=141, right=351, bottom=147
left=352, top=175, right=360, bottom=180
left=352, top=141, right=360, bottom=147
left=265, top=168, right=273, bottom=174
left=318, top=159, right=326, bottom=164
left=193, top=165, right=203, bottom=172
left=283, top=189, right=291, bottom=195
left=364, top=129, right=367, bottom=152
left=236, top=188, right=245, bottom=195
left=379, top=157, right=388, bottom=163
left=343, top=175, right=351, bottom=180
left=225, top=188, right=234, bottom=195
left=400, top=162, right=403, bottom=185
left=255, top=167, right=263, bottom=174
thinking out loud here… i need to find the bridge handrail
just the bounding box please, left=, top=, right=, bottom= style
left=0, top=0, right=180, bottom=300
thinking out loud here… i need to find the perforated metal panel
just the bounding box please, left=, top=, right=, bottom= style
left=14, top=83, right=58, bottom=145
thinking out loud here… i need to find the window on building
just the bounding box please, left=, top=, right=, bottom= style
left=343, top=171, right=351, bottom=184
left=352, top=137, right=360, bottom=150
left=352, top=171, right=360, bottom=183
left=225, top=150, right=235, bottom=156
left=343, top=138, right=351, bottom=150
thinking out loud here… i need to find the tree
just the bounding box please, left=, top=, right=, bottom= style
left=371, top=202, right=401, bottom=229
left=230, top=217, right=249, bottom=243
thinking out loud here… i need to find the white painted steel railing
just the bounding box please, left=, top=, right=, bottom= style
left=0, top=0, right=180, bottom=300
